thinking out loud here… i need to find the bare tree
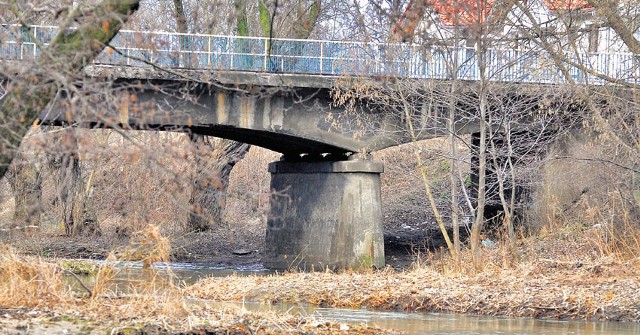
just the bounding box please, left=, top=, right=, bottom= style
left=45, top=127, right=100, bottom=236
left=0, top=1, right=141, bottom=236
left=6, top=152, right=42, bottom=228
left=169, top=0, right=325, bottom=231
left=331, top=0, right=607, bottom=268
left=0, top=1, right=141, bottom=178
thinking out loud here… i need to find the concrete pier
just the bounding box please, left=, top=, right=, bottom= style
left=264, top=159, right=385, bottom=271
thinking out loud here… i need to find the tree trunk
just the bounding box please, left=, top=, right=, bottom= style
left=182, top=0, right=321, bottom=231
left=173, top=0, right=188, bottom=34
left=587, top=0, right=640, bottom=54
left=0, top=0, right=141, bottom=179
left=292, top=0, right=321, bottom=39
left=188, top=135, right=250, bottom=231
left=471, top=33, right=489, bottom=270
left=48, top=128, right=100, bottom=237
left=172, top=0, right=254, bottom=231
left=173, top=0, right=192, bottom=66
left=7, top=153, right=42, bottom=228
left=234, top=0, right=250, bottom=36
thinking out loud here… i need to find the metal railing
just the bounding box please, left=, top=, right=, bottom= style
left=1, top=24, right=639, bottom=85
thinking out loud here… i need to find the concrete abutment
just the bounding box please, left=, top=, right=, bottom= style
left=264, top=159, right=385, bottom=271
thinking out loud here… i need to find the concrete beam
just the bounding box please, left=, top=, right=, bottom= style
left=40, top=81, right=402, bottom=155
left=35, top=78, right=488, bottom=156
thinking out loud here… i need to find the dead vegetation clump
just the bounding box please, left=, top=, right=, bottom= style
left=0, top=230, right=389, bottom=334
left=114, top=224, right=171, bottom=268
left=188, top=233, right=640, bottom=322
left=0, top=245, right=71, bottom=308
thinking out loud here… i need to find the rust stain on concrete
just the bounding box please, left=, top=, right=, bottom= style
left=262, top=96, right=272, bottom=130
left=263, top=96, right=284, bottom=131
left=217, top=92, right=228, bottom=124
left=239, top=96, right=255, bottom=128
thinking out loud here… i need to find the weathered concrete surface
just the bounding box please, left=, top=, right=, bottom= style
left=0, top=65, right=611, bottom=156
left=40, top=81, right=400, bottom=155
left=36, top=73, right=484, bottom=155
left=84, top=66, right=340, bottom=89
left=265, top=159, right=385, bottom=270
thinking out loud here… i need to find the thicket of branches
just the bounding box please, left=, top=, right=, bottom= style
left=333, top=0, right=640, bottom=267
left=0, top=0, right=638, bottom=268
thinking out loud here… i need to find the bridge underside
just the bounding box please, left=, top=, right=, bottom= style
left=38, top=76, right=498, bottom=157
left=40, top=79, right=390, bottom=156
left=32, top=75, right=585, bottom=270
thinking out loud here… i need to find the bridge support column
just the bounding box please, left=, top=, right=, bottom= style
left=264, top=159, right=385, bottom=271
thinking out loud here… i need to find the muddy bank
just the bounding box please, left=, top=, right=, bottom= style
left=0, top=307, right=388, bottom=335
left=0, top=229, right=263, bottom=267
left=0, top=226, right=451, bottom=270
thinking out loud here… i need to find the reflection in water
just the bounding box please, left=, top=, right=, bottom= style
left=118, top=261, right=269, bottom=284
left=209, top=301, right=640, bottom=335
left=66, top=261, right=269, bottom=294
left=65, top=262, right=640, bottom=335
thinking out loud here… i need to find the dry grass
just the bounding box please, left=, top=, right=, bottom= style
left=0, top=245, right=71, bottom=308
left=0, top=229, right=389, bottom=334
left=529, top=129, right=640, bottom=265
left=115, top=224, right=171, bottom=268
left=188, top=230, right=640, bottom=322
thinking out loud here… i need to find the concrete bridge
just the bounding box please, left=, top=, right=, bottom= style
left=1, top=25, right=636, bottom=270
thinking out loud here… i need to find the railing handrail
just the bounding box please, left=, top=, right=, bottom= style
left=2, top=23, right=637, bottom=58
left=2, top=24, right=639, bottom=86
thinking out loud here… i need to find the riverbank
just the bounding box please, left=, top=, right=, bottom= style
left=188, top=261, right=640, bottom=322
left=187, top=232, right=640, bottom=322
left=2, top=223, right=640, bottom=334
left=0, top=306, right=389, bottom=334
left=0, top=246, right=390, bottom=335
left=0, top=223, right=443, bottom=271
left=0, top=306, right=389, bottom=335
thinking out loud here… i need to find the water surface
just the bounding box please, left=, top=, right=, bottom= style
left=67, top=261, right=640, bottom=335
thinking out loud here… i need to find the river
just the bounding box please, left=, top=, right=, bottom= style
left=67, top=261, right=640, bottom=335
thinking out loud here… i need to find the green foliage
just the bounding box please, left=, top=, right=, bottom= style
left=234, top=0, right=249, bottom=36
left=438, top=160, right=450, bottom=172
left=60, top=260, right=99, bottom=276
left=465, top=175, right=473, bottom=187
left=308, top=0, right=321, bottom=22
left=258, top=0, right=271, bottom=37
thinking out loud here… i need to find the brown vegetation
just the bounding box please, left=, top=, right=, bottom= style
left=189, top=230, right=640, bottom=322
left=2, top=0, right=640, bottom=332
left=0, top=229, right=389, bottom=334
left=0, top=129, right=273, bottom=259
left=1, top=129, right=450, bottom=261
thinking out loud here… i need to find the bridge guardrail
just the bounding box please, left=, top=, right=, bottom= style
left=1, top=24, right=639, bottom=85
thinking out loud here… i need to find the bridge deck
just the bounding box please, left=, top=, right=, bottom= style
left=1, top=24, right=639, bottom=85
